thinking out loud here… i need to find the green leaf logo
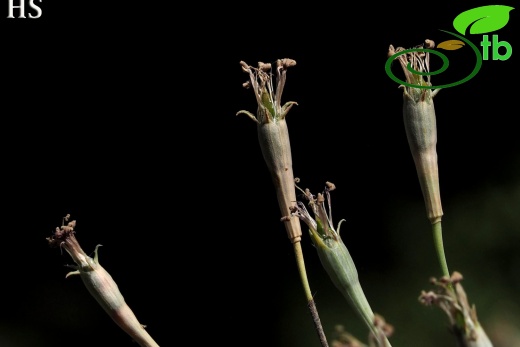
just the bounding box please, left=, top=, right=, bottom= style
left=453, top=5, right=514, bottom=35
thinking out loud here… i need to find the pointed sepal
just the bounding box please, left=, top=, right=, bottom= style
left=93, top=244, right=103, bottom=264
left=236, top=110, right=260, bottom=124
left=65, top=270, right=80, bottom=278
left=281, top=101, right=298, bottom=119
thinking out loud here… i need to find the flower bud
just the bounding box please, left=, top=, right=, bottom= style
left=47, top=215, right=160, bottom=347
left=237, top=60, right=301, bottom=242
left=291, top=183, right=393, bottom=346
left=389, top=41, right=443, bottom=224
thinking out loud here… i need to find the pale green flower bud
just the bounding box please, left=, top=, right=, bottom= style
left=291, top=183, right=392, bottom=346
left=47, top=215, right=160, bottom=347
left=389, top=41, right=443, bottom=224
left=237, top=60, right=301, bottom=242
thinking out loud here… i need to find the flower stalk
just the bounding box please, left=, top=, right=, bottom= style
left=388, top=40, right=449, bottom=278
left=291, top=182, right=393, bottom=347
left=47, top=214, right=160, bottom=347
left=237, top=59, right=328, bottom=347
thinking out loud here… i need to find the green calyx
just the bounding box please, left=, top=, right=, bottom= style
left=291, top=183, right=392, bottom=346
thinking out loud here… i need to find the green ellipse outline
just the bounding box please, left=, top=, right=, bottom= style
left=385, top=30, right=483, bottom=89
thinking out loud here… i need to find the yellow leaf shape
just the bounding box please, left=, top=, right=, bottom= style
left=437, top=40, right=465, bottom=50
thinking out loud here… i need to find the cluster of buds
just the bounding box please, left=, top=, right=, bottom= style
left=419, top=272, right=492, bottom=347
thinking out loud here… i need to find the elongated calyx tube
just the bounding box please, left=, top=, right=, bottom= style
left=46, top=215, right=160, bottom=347
left=389, top=40, right=443, bottom=224
left=237, top=59, right=302, bottom=243
left=419, top=272, right=493, bottom=347
left=290, top=182, right=393, bottom=347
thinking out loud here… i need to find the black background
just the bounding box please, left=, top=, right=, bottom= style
left=1, top=1, right=519, bottom=347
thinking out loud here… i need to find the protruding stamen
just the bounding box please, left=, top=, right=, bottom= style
left=290, top=202, right=317, bottom=231
left=424, top=39, right=435, bottom=49
left=325, top=182, right=336, bottom=223
left=280, top=216, right=292, bottom=222
left=240, top=61, right=250, bottom=73
left=258, top=62, right=271, bottom=72
left=325, top=182, right=336, bottom=191
left=388, top=44, right=396, bottom=57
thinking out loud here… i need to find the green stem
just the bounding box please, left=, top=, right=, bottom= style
left=432, top=221, right=450, bottom=278
left=293, top=241, right=329, bottom=347
left=293, top=241, right=312, bottom=300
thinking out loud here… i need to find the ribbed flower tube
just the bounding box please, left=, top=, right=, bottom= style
left=237, top=60, right=330, bottom=347
left=47, top=215, right=160, bottom=347
left=237, top=59, right=301, bottom=242
left=388, top=40, right=450, bottom=278
left=390, top=40, right=443, bottom=225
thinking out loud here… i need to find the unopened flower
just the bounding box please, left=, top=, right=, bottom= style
left=419, top=272, right=493, bottom=347
left=290, top=182, right=392, bottom=347
left=47, top=214, right=160, bottom=347
left=388, top=40, right=443, bottom=225
left=237, top=59, right=302, bottom=242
